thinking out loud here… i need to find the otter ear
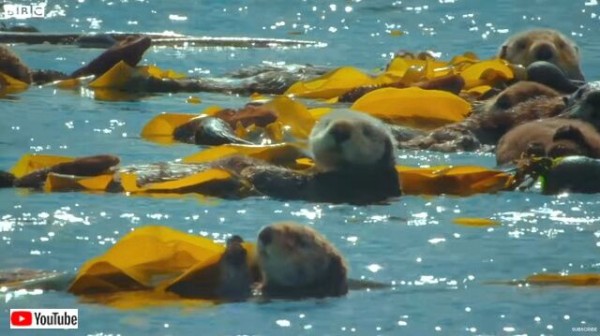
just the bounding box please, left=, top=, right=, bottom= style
left=325, top=255, right=349, bottom=296
left=498, top=45, right=508, bottom=59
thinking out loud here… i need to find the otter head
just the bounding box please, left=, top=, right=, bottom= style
left=547, top=124, right=592, bottom=159
left=498, top=29, right=584, bottom=81
left=565, top=82, right=600, bottom=129
left=309, top=110, right=395, bottom=172
left=0, top=44, right=32, bottom=84
left=488, top=81, right=561, bottom=112
left=257, top=222, right=348, bottom=298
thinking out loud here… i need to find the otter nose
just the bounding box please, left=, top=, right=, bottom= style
left=329, top=122, right=352, bottom=143
left=533, top=43, right=555, bottom=61
left=258, top=227, right=273, bottom=245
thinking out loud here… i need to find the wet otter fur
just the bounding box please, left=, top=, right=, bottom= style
left=498, top=29, right=584, bottom=81
left=0, top=44, right=32, bottom=83
left=398, top=81, right=566, bottom=152
left=241, top=109, right=402, bottom=204
left=2, top=222, right=351, bottom=301
left=496, top=83, right=600, bottom=164
left=256, top=222, right=348, bottom=299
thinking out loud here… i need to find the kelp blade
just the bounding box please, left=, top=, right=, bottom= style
left=120, top=169, right=234, bottom=195
left=264, top=96, right=315, bottom=139
left=88, top=60, right=136, bottom=89
left=525, top=273, right=600, bottom=286
left=69, top=226, right=225, bottom=295
left=453, top=217, right=500, bottom=227
left=459, top=59, right=513, bottom=89
left=140, top=113, right=197, bottom=138
left=183, top=143, right=306, bottom=166
left=352, top=87, right=471, bottom=129
left=0, top=72, right=29, bottom=92
left=285, top=66, right=376, bottom=99
left=10, top=153, right=74, bottom=178
left=44, top=173, right=114, bottom=192
left=398, top=165, right=513, bottom=196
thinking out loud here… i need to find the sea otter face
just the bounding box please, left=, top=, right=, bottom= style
left=488, top=81, right=560, bottom=112
left=566, top=82, right=600, bottom=128
left=309, top=110, right=395, bottom=171
left=499, top=29, right=584, bottom=81
left=257, top=222, right=347, bottom=292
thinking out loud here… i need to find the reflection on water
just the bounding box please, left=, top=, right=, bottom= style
left=1, top=0, right=600, bottom=335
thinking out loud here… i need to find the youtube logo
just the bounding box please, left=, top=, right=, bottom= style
left=10, top=311, right=32, bottom=327
left=9, top=309, right=78, bottom=329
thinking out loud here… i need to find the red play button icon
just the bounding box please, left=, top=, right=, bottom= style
left=10, top=311, right=33, bottom=326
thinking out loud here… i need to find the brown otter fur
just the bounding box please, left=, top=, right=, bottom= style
left=256, top=222, right=348, bottom=298
left=397, top=81, right=566, bottom=152
left=498, top=29, right=584, bottom=81
left=496, top=119, right=600, bottom=165
left=0, top=44, right=32, bottom=83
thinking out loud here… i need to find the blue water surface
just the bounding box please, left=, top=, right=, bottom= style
left=1, top=0, right=599, bottom=335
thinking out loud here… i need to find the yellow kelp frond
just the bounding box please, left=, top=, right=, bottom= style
left=352, top=87, right=471, bottom=129
left=0, top=71, right=29, bottom=92
left=398, top=165, right=513, bottom=196
left=88, top=60, right=136, bottom=89
left=120, top=168, right=235, bottom=194
left=140, top=113, right=197, bottom=139
left=453, top=217, right=500, bottom=227
left=44, top=173, right=114, bottom=192
left=140, top=65, right=187, bottom=80
left=264, top=96, right=315, bottom=139
left=10, top=153, right=74, bottom=178
left=68, top=225, right=225, bottom=295
left=183, top=143, right=307, bottom=166
left=459, top=59, right=514, bottom=89
left=285, top=66, right=377, bottom=99
left=525, top=273, right=600, bottom=286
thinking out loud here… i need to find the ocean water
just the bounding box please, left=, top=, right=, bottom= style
left=1, top=0, right=600, bottom=335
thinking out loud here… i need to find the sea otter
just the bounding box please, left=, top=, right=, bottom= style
left=242, top=109, right=402, bottom=203
left=2, top=222, right=352, bottom=301
left=496, top=83, right=600, bottom=164
left=1, top=111, right=401, bottom=204
left=167, top=222, right=350, bottom=300
left=0, top=44, right=33, bottom=83
left=496, top=119, right=600, bottom=165
left=498, top=28, right=585, bottom=81
left=397, top=80, right=567, bottom=152
left=255, top=222, right=348, bottom=298
left=0, top=37, right=151, bottom=85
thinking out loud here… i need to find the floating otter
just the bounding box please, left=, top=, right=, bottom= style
left=0, top=44, right=32, bottom=83
left=496, top=119, right=600, bottom=165
left=1, top=111, right=401, bottom=204
left=242, top=109, right=402, bottom=203
left=397, top=81, right=566, bottom=152
left=2, top=222, right=355, bottom=301
left=498, top=28, right=585, bottom=81
left=169, top=222, right=350, bottom=300
left=0, top=37, right=151, bottom=85
left=256, top=222, right=348, bottom=298
left=496, top=83, right=600, bottom=165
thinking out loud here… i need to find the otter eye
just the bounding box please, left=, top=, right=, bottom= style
left=362, top=125, right=374, bottom=138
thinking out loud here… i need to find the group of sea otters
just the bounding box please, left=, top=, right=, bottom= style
left=1, top=28, right=599, bottom=301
